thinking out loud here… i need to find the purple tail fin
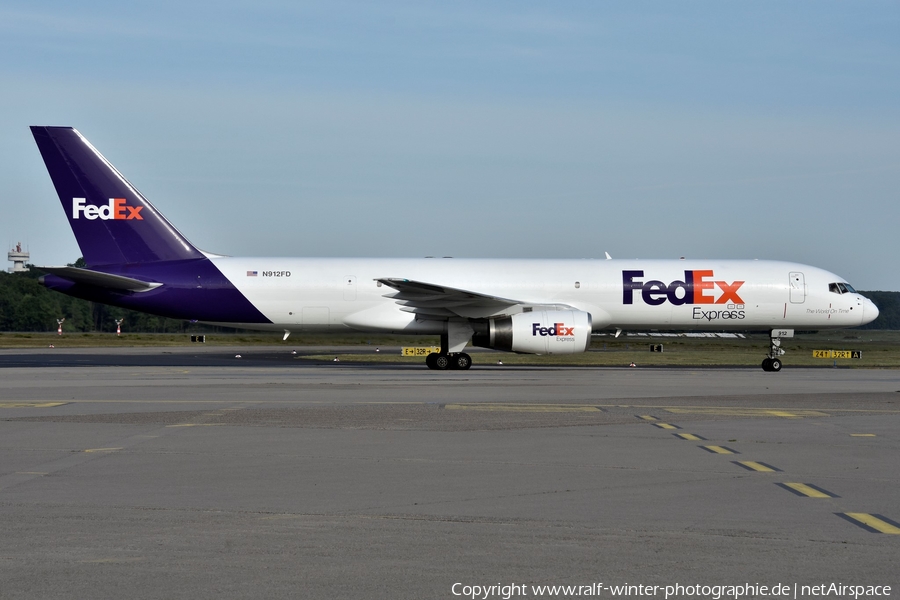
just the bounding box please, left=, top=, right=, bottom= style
left=31, top=126, right=205, bottom=266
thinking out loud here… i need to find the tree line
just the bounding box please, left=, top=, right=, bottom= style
left=1, top=264, right=898, bottom=332
left=855, top=291, right=900, bottom=330
left=0, top=265, right=224, bottom=333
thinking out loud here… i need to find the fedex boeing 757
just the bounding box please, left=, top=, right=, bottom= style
left=30, top=126, right=879, bottom=371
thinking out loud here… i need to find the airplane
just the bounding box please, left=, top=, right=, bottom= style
left=30, top=126, right=879, bottom=372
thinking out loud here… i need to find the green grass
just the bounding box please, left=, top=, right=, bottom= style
left=0, top=331, right=439, bottom=349
left=3, top=330, right=899, bottom=368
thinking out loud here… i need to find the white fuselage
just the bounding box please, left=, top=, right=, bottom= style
left=206, top=257, right=877, bottom=334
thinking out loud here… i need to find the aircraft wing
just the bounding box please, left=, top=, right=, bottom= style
left=376, top=277, right=571, bottom=319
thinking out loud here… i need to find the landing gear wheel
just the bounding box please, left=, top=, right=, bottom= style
left=762, top=332, right=787, bottom=372
left=433, top=354, right=450, bottom=370
left=761, top=357, right=783, bottom=372
left=452, top=353, right=472, bottom=370
left=426, top=352, right=471, bottom=371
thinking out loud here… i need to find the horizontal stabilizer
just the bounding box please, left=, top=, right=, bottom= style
left=38, top=266, right=162, bottom=292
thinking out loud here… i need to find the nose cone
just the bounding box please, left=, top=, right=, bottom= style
left=862, top=298, right=879, bottom=326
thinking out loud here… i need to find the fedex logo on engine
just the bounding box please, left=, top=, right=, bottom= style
left=623, top=270, right=745, bottom=306
left=533, top=322, right=575, bottom=337
left=72, top=198, right=144, bottom=220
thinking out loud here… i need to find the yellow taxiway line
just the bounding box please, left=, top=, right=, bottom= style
left=701, top=445, right=738, bottom=455
left=733, top=461, right=780, bottom=472
left=777, top=482, right=838, bottom=498
left=838, top=513, right=900, bottom=534
left=443, top=404, right=602, bottom=412
left=652, top=422, right=679, bottom=430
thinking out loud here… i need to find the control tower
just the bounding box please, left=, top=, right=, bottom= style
left=7, top=242, right=29, bottom=273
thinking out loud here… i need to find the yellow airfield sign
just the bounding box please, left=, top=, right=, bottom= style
left=813, top=350, right=862, bottom=359
left=401, top=346, right=442, bottom=357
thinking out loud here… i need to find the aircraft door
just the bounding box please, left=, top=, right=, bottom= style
left=343, top=276, right=357, bottom=301
left=789, top=272, right=806, bottom=304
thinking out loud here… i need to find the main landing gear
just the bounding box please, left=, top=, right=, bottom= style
left=425, top=320, right=475, bottom=370
left=761, top=329, right=792, bottom=372
left=425, top=352, right=472, bottom=370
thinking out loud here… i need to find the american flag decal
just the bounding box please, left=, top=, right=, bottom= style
left=247, top=270, right=258, bottom=277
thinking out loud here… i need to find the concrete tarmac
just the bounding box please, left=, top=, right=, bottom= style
left=1, top=348, right=898, bottom=599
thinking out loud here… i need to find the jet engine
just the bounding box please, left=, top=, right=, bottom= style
left=472, top=310, right=592, bottom=355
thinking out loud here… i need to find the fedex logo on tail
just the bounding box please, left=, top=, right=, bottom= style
left=72, top=198, right=143, bottom=220
left=623, top=270, right=745, bottom=306
left=533, top=322, right=575, bottom=337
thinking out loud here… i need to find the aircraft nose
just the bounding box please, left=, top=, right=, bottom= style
left=863, top=298, right=879, bottom=325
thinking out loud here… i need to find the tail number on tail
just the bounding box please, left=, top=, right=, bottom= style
left=72, top=198, right=143, bottom=220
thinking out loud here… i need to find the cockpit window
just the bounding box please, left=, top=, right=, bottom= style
left=829, top=282, right=857, bottom=294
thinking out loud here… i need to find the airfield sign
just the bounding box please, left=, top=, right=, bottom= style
left=813, top=350, right=862, bottom=359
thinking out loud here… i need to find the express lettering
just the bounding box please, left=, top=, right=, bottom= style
left=532, top=322, right=575, bottom=337
left=692, top=307, right=746, bottom=321
left=623, top=270, right=744, bottom=306
left=72, top=198, right=144, bottom=220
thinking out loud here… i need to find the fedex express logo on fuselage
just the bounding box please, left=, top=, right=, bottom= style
left=623, top=270, right=745, bottom=306
left=72, top=198, right=143, bottom=220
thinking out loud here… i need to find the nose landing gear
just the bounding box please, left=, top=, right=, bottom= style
left=761, top=329, right=792, bottom=372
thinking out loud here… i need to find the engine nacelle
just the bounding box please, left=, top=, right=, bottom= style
left=472, top=310, right=592, bottom=355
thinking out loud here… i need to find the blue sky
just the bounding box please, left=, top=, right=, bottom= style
left=2, top=1, right=899, bottom=289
